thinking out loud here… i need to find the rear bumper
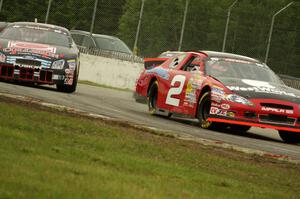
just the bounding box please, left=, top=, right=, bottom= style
left=208, top=116, right=300, bottom=133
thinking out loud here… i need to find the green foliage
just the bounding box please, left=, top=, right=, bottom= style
left=0, top=0, right=126, bottom=35
left=119, top=0, right=300, bottom=77
left=0, top=0, right=299, bottom=77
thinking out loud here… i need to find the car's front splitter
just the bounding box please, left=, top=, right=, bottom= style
left=208, top=117, right=300, bottom=133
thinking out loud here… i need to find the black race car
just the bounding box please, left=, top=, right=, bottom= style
left=0, top=22, right=80, bottom=92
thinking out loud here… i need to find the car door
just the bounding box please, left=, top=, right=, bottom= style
left=158, top=53, right=197, bottom=114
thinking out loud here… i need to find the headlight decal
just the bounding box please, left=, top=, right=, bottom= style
left=226, top=94, right=254, bottom=106
left=51, top=59, right=65, bottom=70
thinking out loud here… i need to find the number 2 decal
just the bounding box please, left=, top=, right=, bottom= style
left=166, top=75, right=186, bottom=106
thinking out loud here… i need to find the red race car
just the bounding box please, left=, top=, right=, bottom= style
left=134, top=51, right=300, bottom=143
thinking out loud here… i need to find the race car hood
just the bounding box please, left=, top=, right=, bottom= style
left=218, top=77, right=300, bottom=103
left=0, top=39, right=78, bottom=59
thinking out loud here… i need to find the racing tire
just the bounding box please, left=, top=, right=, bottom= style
left=56, top=70, right=78, bottom=93
left=229, top=124, right=251, bottom=133
left=147, top=81, right=158, bottom=115
left=197, top=92, right=225, bottom=130
left=278, top=130, right=300, bottom=144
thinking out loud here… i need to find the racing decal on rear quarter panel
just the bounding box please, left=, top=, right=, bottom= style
left=145, top=67, right=169, bottom=80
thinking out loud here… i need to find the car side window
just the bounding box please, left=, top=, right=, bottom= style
left=71, top=33, right=84, bottom=46
left=169, top=54, right=186, bottom=69
left=82, top=35, right=96, bottom=48
left=181, top=56, right=202, bottom=72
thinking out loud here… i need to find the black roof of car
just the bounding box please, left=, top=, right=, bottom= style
left=200, top=50, right=260, bottom=63
left=7, top=22, right=70, bottom=35
left=70, top=30, right=121, bottom=41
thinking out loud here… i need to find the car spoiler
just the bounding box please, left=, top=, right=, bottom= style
left=144, top=58, right=168, bottom=69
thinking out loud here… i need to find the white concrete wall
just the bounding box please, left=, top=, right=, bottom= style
left=78, top=53, right=144, bottom=90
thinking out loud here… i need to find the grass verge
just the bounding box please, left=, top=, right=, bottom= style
left=0, top=99, right=299, bottom=199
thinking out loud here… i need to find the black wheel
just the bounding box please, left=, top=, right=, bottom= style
left=278, top=130, right=300, bottom=143
left=56, top=70, right=78, bottom=93
left=229, top=124, right=251, bottom=133
left=147, top=81, right=158, bottom=115
left=197, top=92, right=225, bottom=130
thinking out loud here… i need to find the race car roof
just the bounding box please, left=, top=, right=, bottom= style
left=70, top=30, right=121, bottom=41
left=7, top=22, right=70, bottom=35
left=200, top=50, right=260, bottom=63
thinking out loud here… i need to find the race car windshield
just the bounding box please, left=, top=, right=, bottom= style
left=205, top=58, right=282, bottom=84
left=94, top=36, right=132, bottom=54
left=0, top=26, right=71, bottom=47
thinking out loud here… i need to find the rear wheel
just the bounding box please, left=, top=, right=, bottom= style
left=278, top=130, right=300, bottom=143
left=147, top=81, right=158, bottom=115
left=197, top=92, right=225, bottom=130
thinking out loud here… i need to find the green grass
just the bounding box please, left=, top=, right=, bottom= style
left=0, top=100, right=299, bottom=199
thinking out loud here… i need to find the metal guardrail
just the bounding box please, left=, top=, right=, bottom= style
left=78, top=46, right=143, bottom=63
left=279, top=74, right=300, bottom=90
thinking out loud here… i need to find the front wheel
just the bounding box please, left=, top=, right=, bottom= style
left=197, top=92, right=225, bottom=130
left=278, top=130, right=300, bottom=143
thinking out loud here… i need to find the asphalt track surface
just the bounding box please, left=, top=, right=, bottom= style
left=0, top=82, right=299, bottom=160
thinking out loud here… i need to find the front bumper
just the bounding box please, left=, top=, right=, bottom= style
left=208, top=116, right=300, bottom=133
left=208, top=96, right=300, bottom=133
left=0, top=62, right=65, bottom=85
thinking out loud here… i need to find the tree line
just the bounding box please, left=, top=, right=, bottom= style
left=0, top=0, right=299, bottom=77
